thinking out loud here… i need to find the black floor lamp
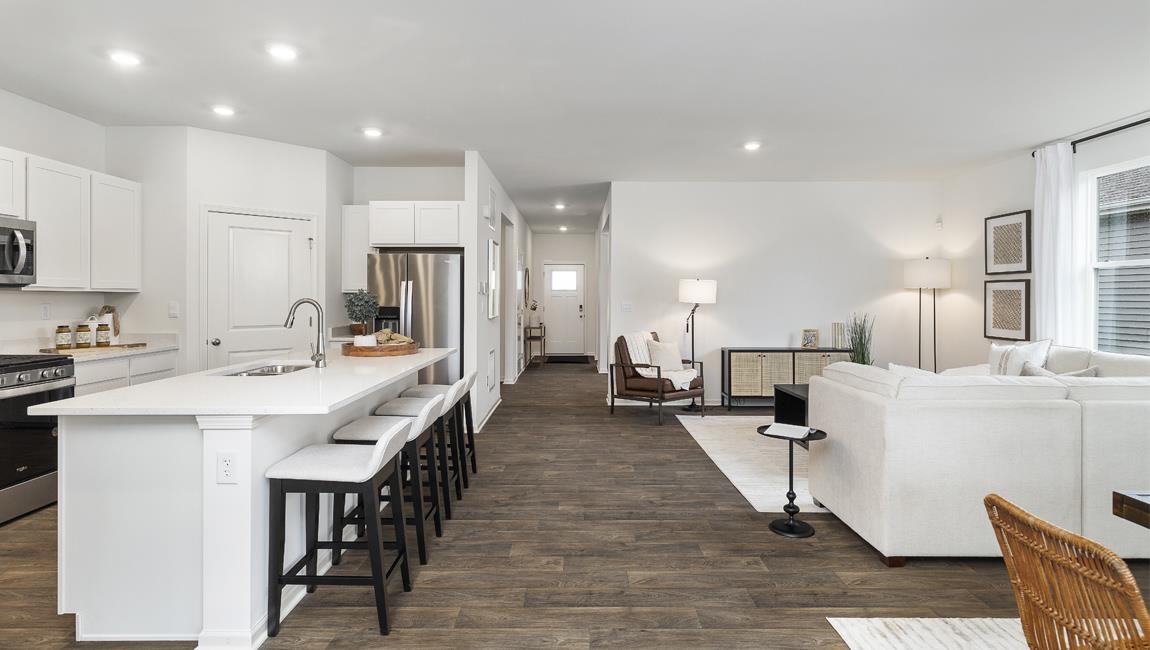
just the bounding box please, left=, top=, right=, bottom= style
left=679, top=278, right=717, bottom=412
left=903, top=257, right=951, bottom=371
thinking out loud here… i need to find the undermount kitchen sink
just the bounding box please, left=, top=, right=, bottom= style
left=226, top=364, right=312, bottom=377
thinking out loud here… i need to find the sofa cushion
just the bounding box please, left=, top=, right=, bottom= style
left=1058, top=377, right=1150, bottom=401
left=990, top=340, right=1053, bottom=375
left=1089, top=351, right=1150, bottom=377
left=888, top=363, right=935, bottom=378
left=896, top=375, right=1068, bottom=401
left=1021, top=361, right=1099, bottom=378
left=1046, top=345, right=1093, bottom=374
left=940, top=364, right=991, bottom=376
left=647, top=339, right=684, bottom=371
left=821, top=362, right=903, bottom=398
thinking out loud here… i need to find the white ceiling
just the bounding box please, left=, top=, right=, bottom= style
left=0, top=1, right=1147, bottom=233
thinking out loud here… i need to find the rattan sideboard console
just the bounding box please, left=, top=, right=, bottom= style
left=719, top=347, right=852, bottom=409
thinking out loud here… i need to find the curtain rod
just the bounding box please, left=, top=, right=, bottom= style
left=1031, top=116, right=1150, bottom=157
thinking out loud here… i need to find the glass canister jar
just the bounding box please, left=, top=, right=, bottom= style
left=74, top=323, right=93, bottom=348
left=55, top=325, right=73, bottom=350
left=96, top=323, right=112, bottom=347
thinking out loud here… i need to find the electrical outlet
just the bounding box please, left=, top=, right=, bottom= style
left=216, top=451, right=239, bottom=484
left=40, top=303, right=51, bottom=320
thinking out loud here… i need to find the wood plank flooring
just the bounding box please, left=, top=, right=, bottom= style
left=1, top=362, right=1146, bottom=648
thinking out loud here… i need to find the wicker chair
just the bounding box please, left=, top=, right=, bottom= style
left=984, top=493, right=1150, bottom=649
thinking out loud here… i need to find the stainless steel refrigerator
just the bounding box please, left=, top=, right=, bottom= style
left=367, top=251, right=463, bottom=384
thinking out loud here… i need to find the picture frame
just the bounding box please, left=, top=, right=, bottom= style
left=801, top=328, right=820, bottom=349
left=985, top=210, right=1031, bottom=275
left=984, top=279, right=1030, bottom=341
left=487, top=239, right=500, bottom=319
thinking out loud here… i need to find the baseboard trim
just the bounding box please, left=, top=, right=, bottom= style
left=476, top=397, right=502, bottom=433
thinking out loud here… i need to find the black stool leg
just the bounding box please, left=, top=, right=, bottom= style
left=464, top=395, right=477, bottom=474
left=435, top=420, right=454, bottom=519
left=423, top=434, right=443, bottom=537
left=388, top=465, right=413, bottom=592
left=331, top=492, right=345, bottom=566
left=453, top=406, right=469, bottom=490
left=404, top=441, right=429, bottom=565
left=361, top=482, right=391, bottom=635
left=305, top=492, right=319, bottom=593
left=449, top=411, right=465, bottom=499
left=266, top=479, right=286, bottom=637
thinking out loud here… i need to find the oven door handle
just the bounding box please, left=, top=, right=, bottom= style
left=3, top=377, right=75, bottom=399
left=12, top=229, right=27, bottom=274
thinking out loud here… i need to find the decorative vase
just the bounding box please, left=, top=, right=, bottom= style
left=353, top=335, right=377, bottom=347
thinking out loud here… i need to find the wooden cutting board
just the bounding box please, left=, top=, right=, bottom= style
left=341, top=342, right=419, bottom=357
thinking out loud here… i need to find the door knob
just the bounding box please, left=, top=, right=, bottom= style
left=210, top=338, right=221, bottom=346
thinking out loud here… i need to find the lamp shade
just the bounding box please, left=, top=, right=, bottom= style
left=679, top=278, right=717, bottom=304
left=903, top=258, right=951, bottom=289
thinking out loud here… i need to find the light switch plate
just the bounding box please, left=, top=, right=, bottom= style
left=621, top=302, right=632, bottom=312
left=168, top=301, right=180, bottom=318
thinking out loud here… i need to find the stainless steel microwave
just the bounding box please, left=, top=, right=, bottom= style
left=0, top=215, right=35, bottom=286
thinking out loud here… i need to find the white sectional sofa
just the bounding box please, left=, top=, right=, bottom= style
left=808, top=345, right=1150, bottom=564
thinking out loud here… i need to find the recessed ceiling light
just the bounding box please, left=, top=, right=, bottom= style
left=212, top=104, right=236, bottom=117
left=266, top=43, right=298, bottom=62
left=554, top=203, right=566, bottom=210
left=362, top=127, right=383, bottom=138
left=559, top=226, right=568, bottom=232
left=743, top=141, right=762, bottom=151
left=108, top=50, right=141, bottom=67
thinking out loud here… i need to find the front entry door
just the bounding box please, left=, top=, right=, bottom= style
left=206, top=210, right=315, bottom=368
left=543, top=263, right=585, bottom=355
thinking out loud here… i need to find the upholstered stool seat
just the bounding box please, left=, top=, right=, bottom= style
left=403, top=371, right=478, bottom=478
left=332, top=416, right=410, bottom=444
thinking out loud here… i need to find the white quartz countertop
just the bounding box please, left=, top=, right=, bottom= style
left=51, top=342, right=180, bottom=362
left=31, top=346, right=454, bottom=416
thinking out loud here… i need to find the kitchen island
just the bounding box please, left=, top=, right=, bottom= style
left=30, top=346, right=455, bottom=649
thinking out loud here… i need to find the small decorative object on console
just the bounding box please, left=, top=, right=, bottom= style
left=801, top=329, right=819, bottom=349
left=846, top=313, right=875, bottom=365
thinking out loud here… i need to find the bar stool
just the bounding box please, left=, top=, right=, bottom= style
left=265, top=417, right=411, bottom=637
left=378, top=375, right=470, bottom=518
left=403, top=371, right=478, bottom=478
left=334, top=394, right=444, bottom=565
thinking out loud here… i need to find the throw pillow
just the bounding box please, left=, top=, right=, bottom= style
left=1020, top=362, right=1100, bottom=378
left=646, top=339, right=684, bottom=371
left=989, top=340, right=1053, bottom=376
left=888, top=363, right=935, bottom=377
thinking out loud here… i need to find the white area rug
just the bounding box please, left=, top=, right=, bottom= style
left=828, top=617, right=1026, bottom=649
left=676, top=415, right=825, bottom=514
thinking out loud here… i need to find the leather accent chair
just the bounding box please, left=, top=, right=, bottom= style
left=609, top=332, right=704, bottom=425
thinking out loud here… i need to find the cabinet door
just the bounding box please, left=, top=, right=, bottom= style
left=794, top=352, right=827, bottom=385
left=341, top=205, right=371, bottom=292
left=761, top=352, right=795, bottom=397
left=729, top=352, right=764, bottom=396
left=369, top=201, right=415, bottom=245
left=0, top=146, right=26, bottom=218
left=89, top=173, right=142, bottom=291
left=414, top=202, right=460, bottom=244
left=826, top=352, right=851, bottom=366
left=26, top=156, right=90, bottom=290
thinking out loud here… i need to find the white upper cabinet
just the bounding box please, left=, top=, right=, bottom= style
left=368, top=200, right=461, bottom=246
left=414, top=202, right=460, bottom=245
left=0, top=146, right=26, bottom=218
left=341, top=205, right=370, bottom=292
left=90, top=173, right=142, bottom=291
left=26, top=156, right=90, bottom=290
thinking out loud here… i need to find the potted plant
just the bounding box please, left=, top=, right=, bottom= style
left=344, top=289, right=378, bottom=336
left=846, top=312, right=875, bottom=365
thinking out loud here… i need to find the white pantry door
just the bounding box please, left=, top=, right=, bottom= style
left=206, top=210, right=315, bottom=369
left=543, top=263, right=584, bottom=355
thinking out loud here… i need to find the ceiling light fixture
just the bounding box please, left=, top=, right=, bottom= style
left=108, top=50, right=142, bottom=67
left=362, top=127, right=383, bottom=138
left=743, top=141, right=762, bottom=151
left=266, top=43, right=298, bottom=62
left=554, top=203, right=566, bottom=210
left=559, top=226, right=568, bottom=232
left=212, top=104, right=236, bottom=117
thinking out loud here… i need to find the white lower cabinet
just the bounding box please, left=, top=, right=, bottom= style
left=73, top=351, right=179, bottom=395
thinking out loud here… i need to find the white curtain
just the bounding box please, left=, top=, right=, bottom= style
left=1033, top=142, right=1091, bottom=346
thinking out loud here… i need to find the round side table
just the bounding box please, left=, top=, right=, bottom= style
left=756, top=424, right=827, bottom=538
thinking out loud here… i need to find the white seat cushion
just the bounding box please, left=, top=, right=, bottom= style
left=939, top=364, right=991, bottom=376
left=1046, top=345, right=1093, bottom=374
left=896, top=375, right=1067, bottom=400
left=375, top=396, right=439, bottom=418
left=402, top=384, right=451, bottom=399
left=1059, top=377, right=1150, bottom=401
left=266, top=444, right=380, bottom=483
left=1089, top=351, right=1150, bottom=377
left=821, top=362, right=903, bottom=398
left=332, top=415, right=411, bottom=443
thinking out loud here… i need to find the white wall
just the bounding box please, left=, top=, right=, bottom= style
left=353, top=166, right=464, bottom=203
left=324, top=153, right=354, bottom=324
left=608, top=181, right=948, bottom=402
left=532, top=233, right=598, bottom=356
left=0, top=90, right=108, bottom=342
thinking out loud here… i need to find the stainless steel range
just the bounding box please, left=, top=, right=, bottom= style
left=0, top=354, right=74, bottom=524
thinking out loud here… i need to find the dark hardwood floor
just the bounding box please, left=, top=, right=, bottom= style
left=2, top=362, right=1146, bottom=648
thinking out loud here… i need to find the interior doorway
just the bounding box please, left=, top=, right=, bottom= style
left=542, top=263, right=585, bottom=355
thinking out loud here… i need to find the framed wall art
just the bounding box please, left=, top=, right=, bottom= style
left=985, top=210, right=1031, bottom=275
left=984, top=279, right=1030, bottom=341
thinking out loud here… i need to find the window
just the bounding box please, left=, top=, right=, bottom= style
left=1092, top=162, right=1150, bottom=355
left=550, top=270, right=577, bottom=291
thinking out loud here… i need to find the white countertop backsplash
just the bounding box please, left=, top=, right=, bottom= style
left=0, top=333, right=180, bottom=361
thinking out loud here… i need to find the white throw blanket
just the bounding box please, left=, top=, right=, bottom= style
left=622, top=331, right=698, bottom=391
